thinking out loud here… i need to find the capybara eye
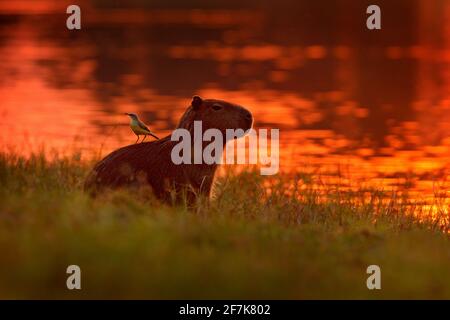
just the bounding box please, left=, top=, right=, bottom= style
left=212, top=104, right=223, bottom=111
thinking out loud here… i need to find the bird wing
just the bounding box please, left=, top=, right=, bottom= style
left=137, top=120, right=151, bottom=133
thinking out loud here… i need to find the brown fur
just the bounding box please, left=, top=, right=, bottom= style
left=84, top=96, right=253, bottom=204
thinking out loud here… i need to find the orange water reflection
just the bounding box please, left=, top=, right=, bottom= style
left=2, top=1, right=450, bottom=212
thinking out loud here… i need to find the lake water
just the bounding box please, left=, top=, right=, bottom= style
left=2, top=0, right=450, bottom=206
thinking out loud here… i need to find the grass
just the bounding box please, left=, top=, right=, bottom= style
left=0, top=151, right=449, bottom=299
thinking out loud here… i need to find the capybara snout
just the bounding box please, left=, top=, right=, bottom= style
left=240, top=108, right=253, bottom=131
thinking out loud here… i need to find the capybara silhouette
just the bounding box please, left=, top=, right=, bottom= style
left=84, top=96, right=253, bottom=204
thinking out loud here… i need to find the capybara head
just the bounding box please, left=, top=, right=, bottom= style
left=177, top=96, right=253, bottom=137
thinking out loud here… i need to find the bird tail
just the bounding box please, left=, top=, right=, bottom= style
left=150, top=133, right=160, bottom=140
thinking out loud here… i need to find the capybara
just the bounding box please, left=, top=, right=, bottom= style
left=84, top=96, right=253, bottom=204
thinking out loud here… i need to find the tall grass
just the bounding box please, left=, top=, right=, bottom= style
left=0, top=151, right=449, bottom=299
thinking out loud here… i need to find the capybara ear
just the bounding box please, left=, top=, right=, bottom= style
left=191, top=95, right=203, bottom=110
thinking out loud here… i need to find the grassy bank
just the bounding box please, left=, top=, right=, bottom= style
left=0, top=151, right=449, bottom=299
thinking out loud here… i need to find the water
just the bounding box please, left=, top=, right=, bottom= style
left=1, top=0, right=450, bottom=205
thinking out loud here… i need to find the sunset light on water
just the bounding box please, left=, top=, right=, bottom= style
left=2, top=1, right=450, bottom=208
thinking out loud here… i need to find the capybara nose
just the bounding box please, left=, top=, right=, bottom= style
left=243, top=110, right=252, bottom=121
left=242, top=109, right=253, bottom=130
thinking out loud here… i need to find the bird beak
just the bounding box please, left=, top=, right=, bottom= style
left=124, top=113, right=129, bottom=116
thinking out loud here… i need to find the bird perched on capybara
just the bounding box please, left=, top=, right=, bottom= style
left=84, top=96, right=253, bottom=204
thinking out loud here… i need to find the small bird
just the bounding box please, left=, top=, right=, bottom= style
left=124, top=113, right=159, bottom=143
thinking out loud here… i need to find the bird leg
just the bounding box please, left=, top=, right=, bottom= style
left=141, top=135, right=147, bottom=143
left=135, top=135, right=140, bottom=144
